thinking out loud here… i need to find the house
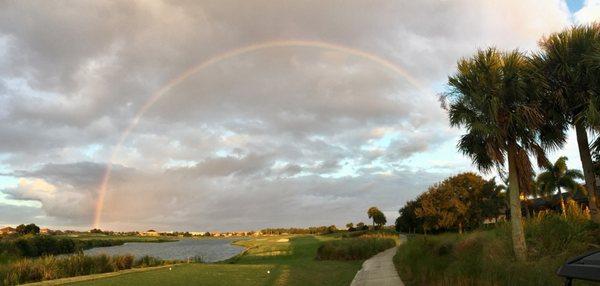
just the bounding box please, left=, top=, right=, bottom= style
left=0, top=227, right=15, bottom=235
left=40, top=228, right=50, bottom=234
left=190, top=231, right=206, bottom=236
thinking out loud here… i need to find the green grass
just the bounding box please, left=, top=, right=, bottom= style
left=60, top=235, right=363, bottom=286
left=393, top=211, right=600, bottom=286
left=316, top=237, right=396, bottom=260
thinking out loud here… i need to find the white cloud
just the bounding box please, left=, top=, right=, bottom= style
left=575, top=0, right=600, bottom=24
left=0, top=0, right=579, bottom=230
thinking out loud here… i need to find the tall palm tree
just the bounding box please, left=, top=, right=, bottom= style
left=537, top=156, right=584, bottom=216
left=532, top=24, right=600, bottom=223
left=444, top=48, right=554, bottom=261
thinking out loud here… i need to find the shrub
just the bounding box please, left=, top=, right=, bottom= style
left=91, top=254, right=115, bottom=273
left=134, top=255, right=164, bottom=267
left=316, top=237, right=396, bottom=260
left=393, top=211, right=600, bottom=286
left=113, top=254, right=134, bottom=270
left=0, top=254, right=162, bottom=285
left=58, top=254, right=95, bottom=276
left=1, top=235, right=78, bottom=258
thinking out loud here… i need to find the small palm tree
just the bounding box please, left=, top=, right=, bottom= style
left=536, top=156, right=584, bottom=216
left=444, top=48, right=557, bottom=261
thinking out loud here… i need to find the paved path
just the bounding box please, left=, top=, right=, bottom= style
left=350, top=246, right=404, bottom=286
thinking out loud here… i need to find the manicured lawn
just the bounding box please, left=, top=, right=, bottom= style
left=62, top=235, right=362, bottom=286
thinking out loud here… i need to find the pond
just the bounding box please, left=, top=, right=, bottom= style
left=83, top=239, right=245, bottom=263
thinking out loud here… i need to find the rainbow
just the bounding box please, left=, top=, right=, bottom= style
left=92, top=39, right=425, bottom=229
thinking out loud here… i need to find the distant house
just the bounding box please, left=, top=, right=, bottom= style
left=0, top=227, right=15, bottom=235
left=141, top=229, right=159, bottom=236
left=190, top=231, right=206, bottom=236
left=40, top=228, right=50, bottom=234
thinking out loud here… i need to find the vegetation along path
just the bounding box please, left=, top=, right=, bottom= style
left=350, top=246, right=403, bottom=286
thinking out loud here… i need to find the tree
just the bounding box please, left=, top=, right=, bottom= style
left=532, top=24, right=600, bottom=223
left=373, top=212, right=387, bottom=228
left=16, top=223, right=40, bottom=235
left=367, top=207, right=378, bottom=227
left=444, top=48, right=555, bottom=261
left=537, top=156, right=584, bottom=215
left=345, top=223, right=355, bottom=231
left=356, top=222, right=368, bottom=231
left=367, top=207, right=386, bottom=228
left=415, top=173, right=503, bottom=233
left=395, top=199, right=423, bottom=233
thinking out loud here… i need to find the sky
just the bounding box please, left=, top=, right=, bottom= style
left=0, top=0, right=599, bottom=232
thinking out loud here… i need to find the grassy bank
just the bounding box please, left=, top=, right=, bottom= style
left=60, top=235, right=364, bottom=286
left=393, top=211, right=600, bottom=285
left=0, top=234, right=174, bottom=263
left=0, top=254, right=167, bottom=285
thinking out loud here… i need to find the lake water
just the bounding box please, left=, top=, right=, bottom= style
left=83, top=239, right=245, bottom=263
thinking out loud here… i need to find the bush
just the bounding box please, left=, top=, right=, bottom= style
left=316, top=237, right=396, bottom=260
left=134, top=255, right=164, bottom=267
left=0, top=235, right=78, bottom=258
left=393, top=210, right=600, bottom=286
left=0, top=254, right=161, bottom=285
left=113, top=254, right=134, bottom=270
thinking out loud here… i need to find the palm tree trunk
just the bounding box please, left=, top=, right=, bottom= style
left=508, top=144, right=527, bottom=261
left=558, top=187, right=566, bottom=217
left=574, top=122, right=600, bottom=223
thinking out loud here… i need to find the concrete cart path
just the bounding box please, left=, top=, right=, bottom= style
left=349, top=246, right=404, bottom=286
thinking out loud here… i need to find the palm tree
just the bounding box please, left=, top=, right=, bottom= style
left=367, top=207, right=382, bottom=228
left=444, top=48, right=555, bottom=261
left=532, top=24, right=600, bottom=223
left=537, top=156, right=584, bottom=216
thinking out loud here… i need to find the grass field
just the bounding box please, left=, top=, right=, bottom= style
left=55, top=235, right=363, bottom=286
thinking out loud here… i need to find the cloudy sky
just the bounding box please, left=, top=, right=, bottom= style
left=0, top=0, right=598, bottom=231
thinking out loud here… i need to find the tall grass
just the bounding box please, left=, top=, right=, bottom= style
left=316, top=237, right=396, bottom=260
left=0, top=253, right=166, bottom=285
left=393, top=202, right=600, bottom=285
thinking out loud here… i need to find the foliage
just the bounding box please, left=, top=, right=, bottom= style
left=533, top=23, right=600, bottom=223
left=415, top=173, right=504, bottom=233
left=394, top=209, right=600, bottom=286
left=395, top=199, right=424, bottom=233
left=316, top=237, right=395, bottom=260
left=0, top=253, right=161, bottom=285
left=133, top=255, right=164, bottom=268
left=443, top=47, right=558, bottom=260
left=536, top=156, right=585, bottom=214
left=367, top=207, right=387, bottom=228
left=0, top=235, right=77, bottom=258
left=396, top=173, right=505, bottom=234
left=260, top=225, right=338, bottom=235
left=0, top=235, right=163, bottom=260
left=355, top=222, right=368, bottom=231
left=15, top=224, right=40, bottom=235
left=345, top=223, right=355, bottom=231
